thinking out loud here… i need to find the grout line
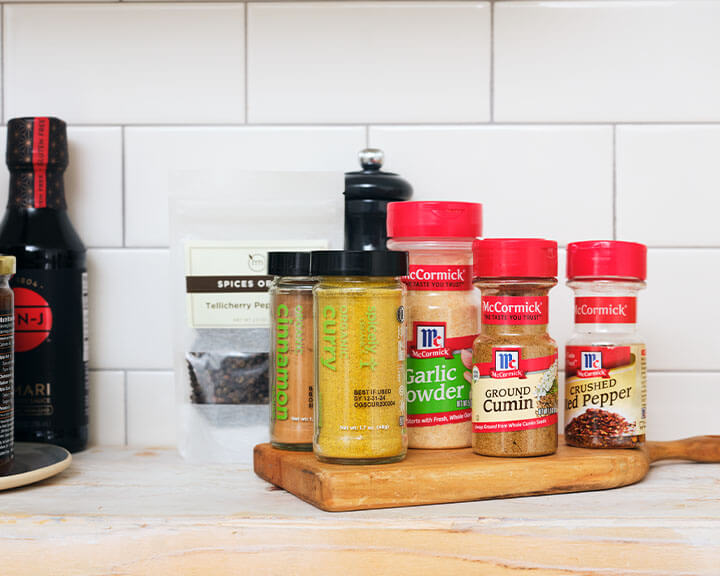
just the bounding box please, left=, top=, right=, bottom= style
left=489, top=0, right=494, bottom=123
left=55, top=121, right=720, bottom=128
left=244, top=2, right=249, bottom=124
left=123, top=370, right=128, bottom=447
left=612, top=125, right=617, bottom=240
left=121, top=126, right=126, bottom=247
left=365, top=125, right=370, bottom=147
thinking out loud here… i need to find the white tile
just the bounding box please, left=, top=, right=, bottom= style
left=88, top=249, right=172, bottom=370
left=88, top=371, right=125, bottom=446
left=644, top=250, right=720, bottom=371
left=125, top=127, right=365, bottom=247
left=247, top=2, right=490, bottom=123
left=126, top=371, right=176, bottom=446
left=4, top=5, right=244, bottom=124
left=617, top=126, right=720, bottom=247
left=370, top=126, right=613, bottom=244
left=647, top=373, right=720, bottom=441
left=0, top=127, right=123, bottom=247
left=495, top=1, right=720, bottom=122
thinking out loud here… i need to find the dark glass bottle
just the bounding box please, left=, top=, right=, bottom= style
left=0, top=117, right=88, bottom=453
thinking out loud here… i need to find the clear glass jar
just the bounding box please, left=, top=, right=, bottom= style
left=312, top=250, right=408, bottom=465
left=387, top=200, right=482, bottom=449
left=269, top=275, right=315, bottom=451
left=564, top=241, right=647, bottom=449
left=471, top=239, right=559, bottom=457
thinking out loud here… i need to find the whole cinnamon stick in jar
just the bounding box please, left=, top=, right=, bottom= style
left=268, top=252, right=315, bottom=451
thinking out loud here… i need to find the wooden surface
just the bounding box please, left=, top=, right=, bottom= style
left=0, top=446, right=718, bottom=575
left=254, top=442, right=649, bottom=511
left=254, top=436, right=720, bottom=511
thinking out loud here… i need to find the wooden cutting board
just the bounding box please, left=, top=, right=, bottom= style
left=254, top=435, right=720, bottom=512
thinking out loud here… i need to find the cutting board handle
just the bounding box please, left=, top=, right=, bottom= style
left=647, top=436, right=720, bottom=463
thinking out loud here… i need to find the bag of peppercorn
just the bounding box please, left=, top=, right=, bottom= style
left=170, top=171, right=341, bottom=463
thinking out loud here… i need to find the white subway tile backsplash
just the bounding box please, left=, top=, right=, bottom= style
left=647, top=373, right=720, bottom=441
left=124, top=127, right=365, bottom=247
left=370, top=126, right=613, bottom=245
left=88, top=249, right=172, bottom=370
left=247, top=2, right=490, bottom=123
left=4, top=5, right=245, bottom=124
left=495, top=1, right=720, bottom=122
left=645, top=250, right=720, bottom=371
left=89, top=371, right=126, bottom=446
left=0, top=127, right=123, bottom=248
left=617, top=126, right=720, bottom=247
left=126, top=371, right=176, bottom=446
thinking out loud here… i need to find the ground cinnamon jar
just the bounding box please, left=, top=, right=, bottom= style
left=269, top=252, right=315, bottom=451
left=471, top=239, right=558, bottom=457
left=0, top=256, right=16, bottom=473
left=564, top=241, right=647, bottom=449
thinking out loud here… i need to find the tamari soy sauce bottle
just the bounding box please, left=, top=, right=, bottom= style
left=0, top=117, right=88, bottom=452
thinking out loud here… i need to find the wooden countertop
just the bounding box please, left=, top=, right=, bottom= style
left=1, top=447, right=718, bottom=575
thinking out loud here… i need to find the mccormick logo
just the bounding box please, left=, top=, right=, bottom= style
left=416, top=324, right=445, bottom=351
left=577, top=351, right=610, bottom=378
left=409, top=323, right=454, bottom=359
left=491, top=349, right=525, bottom=379
left=574, top=297, right=636, bottom=324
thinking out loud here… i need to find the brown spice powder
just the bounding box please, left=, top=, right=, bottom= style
left=270, top=289, right=314, bottom=450
left=472, top=283, right=558, bottom=457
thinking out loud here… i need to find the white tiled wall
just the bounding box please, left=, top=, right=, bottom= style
left=2, top=1, right=717, bottom=446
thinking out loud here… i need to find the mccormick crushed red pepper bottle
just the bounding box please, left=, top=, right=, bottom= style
left=0, top=117, right=88, bottom=452
left=564, top=240, right=647, bottom=449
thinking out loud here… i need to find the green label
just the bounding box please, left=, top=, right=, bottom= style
left=406, top=354, right=471, bottom=423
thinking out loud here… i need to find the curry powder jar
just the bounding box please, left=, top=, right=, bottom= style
left=311, top=250, right=408, bottom=465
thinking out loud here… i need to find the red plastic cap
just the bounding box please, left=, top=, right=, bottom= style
left=387, top=201, right=483, bottom=239
left=473, top=238, right=558, bottom=279
left=567, top=240, right=647, bottom=281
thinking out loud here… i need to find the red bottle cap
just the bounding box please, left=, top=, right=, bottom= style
left=473, top=238, right=557, bottom=279
left=386, top=201, right=483, bottom=239
left=567, top=240, right=647, bottom=281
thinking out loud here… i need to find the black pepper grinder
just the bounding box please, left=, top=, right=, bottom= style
left=344, top=149, right=413, bottom=251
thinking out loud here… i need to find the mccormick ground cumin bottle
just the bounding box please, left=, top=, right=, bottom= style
left=471, top=239, right=559, bottom=457
left=0, top=118, right=88, bottom=452
left=564, top=241, right=647, bottom=449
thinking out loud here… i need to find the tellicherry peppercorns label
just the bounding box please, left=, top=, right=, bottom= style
left=565, top=345, right=647, bottom=442
left=472, top=351, right=558, bottom=432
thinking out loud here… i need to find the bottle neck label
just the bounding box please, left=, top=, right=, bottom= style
left=574, top=296, right=636, bottom=324
left=8, top=170, right=66, bottom=210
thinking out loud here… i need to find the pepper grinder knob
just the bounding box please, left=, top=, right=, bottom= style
left=359, top=148, right=384, bottom=171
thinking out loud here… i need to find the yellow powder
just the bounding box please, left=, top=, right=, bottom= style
left=314, top=277, right=407, bottom=464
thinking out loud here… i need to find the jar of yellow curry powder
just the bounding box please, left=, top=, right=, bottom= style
left=311, top=250, right=408, bottom=464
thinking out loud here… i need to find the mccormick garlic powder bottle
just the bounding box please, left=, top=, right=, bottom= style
left=564, top=241, right=647, bottom=449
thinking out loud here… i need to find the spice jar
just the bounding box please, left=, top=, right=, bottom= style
left=268, top=252, right=315, bottom=451
left=471, top=239, right=558, bottom=457
left=312, top=250, right=408, bottom=464
left=564, top=241, right=647, bottom=449
left=387, top=201, right=482, bottom=449
left=0, top=256, right=15, bottom=473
